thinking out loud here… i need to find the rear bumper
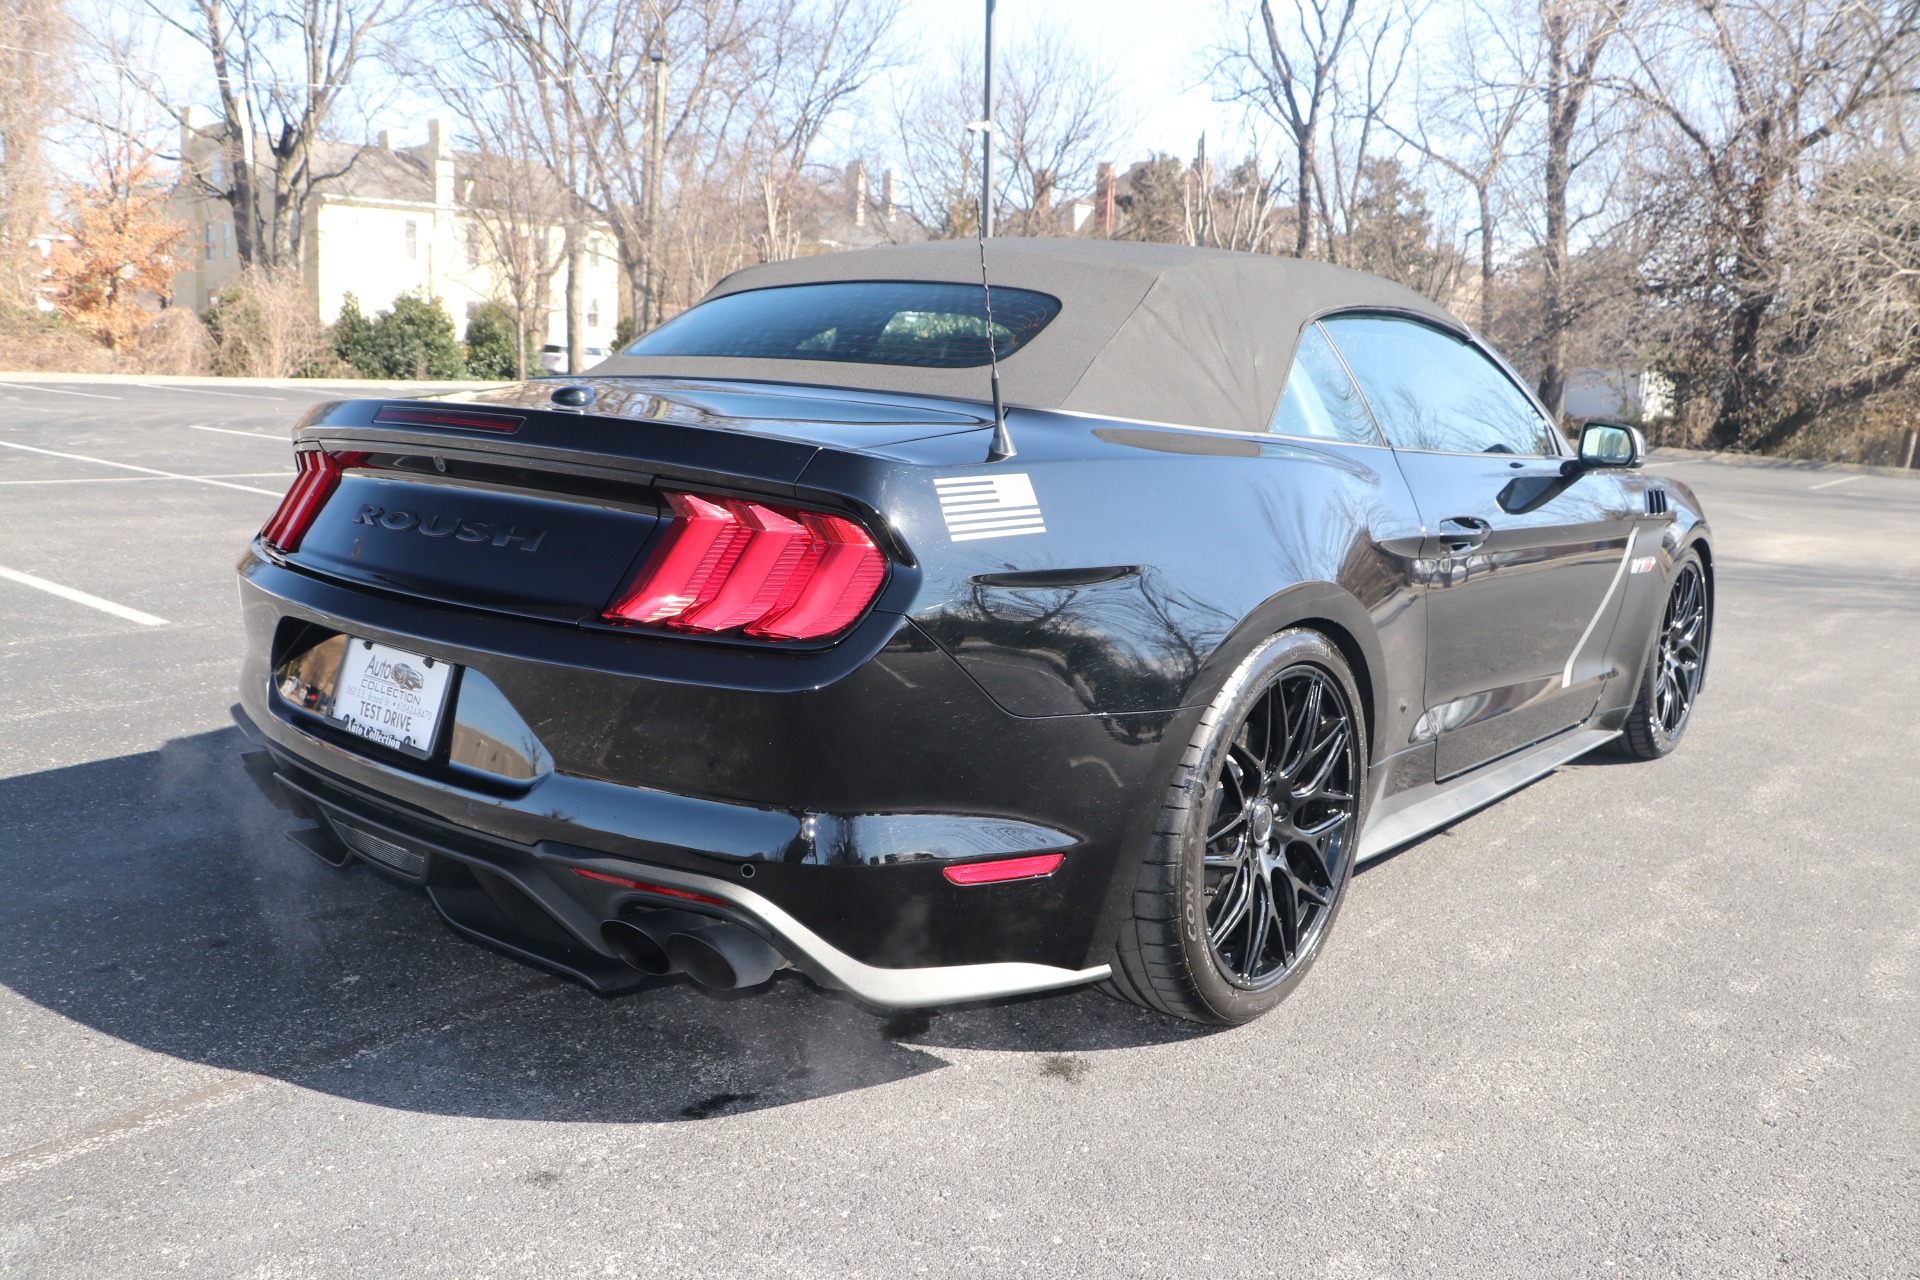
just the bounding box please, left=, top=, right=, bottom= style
left=237, top=708, right=1110, bottom=1008
left=232, top=550, right=1194, bottom=1002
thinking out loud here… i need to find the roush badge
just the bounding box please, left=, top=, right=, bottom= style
left=352, top=504, right=546, bottom=552
left=934, top=473, right=1046, bottom=542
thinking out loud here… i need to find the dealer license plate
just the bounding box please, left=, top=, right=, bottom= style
left=328, top=639, right=455, bottom=758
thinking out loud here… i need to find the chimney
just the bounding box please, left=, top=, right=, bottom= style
left=180, top=104, right=219, bottom=179
left=1096, top=163, right=1116, bottom=237
left=846, top=160, right=868, bottom=227
left=882, top=169, right=898, bottom=221
left=425, top=118, right=455, bottom=208
left=378, top=129, right=393, bottom=149
left=1034, top=170, right=1054, bottom=217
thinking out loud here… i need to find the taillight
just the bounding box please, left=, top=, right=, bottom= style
left=372, top=405, right=524, bottom=432
left=605, top=491, right=887, bottom=641
left=572, top=867, right=731, bottom=907
left=943, top=853, right=1065, bottom=885
left=259, top=450, right=367, bottom=553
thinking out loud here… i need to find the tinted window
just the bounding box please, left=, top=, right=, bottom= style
left=624, top=281, right=1061, bottom=369
left=1270, top=323, right=1382, bottom=444
left=1321, top=315, right=1561, bottom=456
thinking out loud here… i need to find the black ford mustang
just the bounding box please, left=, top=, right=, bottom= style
left=235, top=240, right=1712, bottom=1026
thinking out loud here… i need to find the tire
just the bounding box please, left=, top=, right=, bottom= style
left=1614, top=549, right=1711, bottom=761
left=1104, top=629, right=1368, bottom=1026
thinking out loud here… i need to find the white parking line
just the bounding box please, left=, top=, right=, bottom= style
left=190, top=424, right=287, bottom=440
left=1809, top=474, right=1864, bottom=490
left=0, top=439, right=283, bottom=496
left=0, top=565, right=168, bottom=626
left=0, top=381, right=123, bottom=400
left=0, top=472, right=293, bottom=486
left=136, top=382, right=292, bottom=402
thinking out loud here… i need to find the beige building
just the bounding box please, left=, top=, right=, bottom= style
left=171, top=112, right=619, bottom=353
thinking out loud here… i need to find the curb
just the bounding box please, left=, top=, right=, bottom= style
left=1648, top=445, right=1918, bottom=481
left=0, top=372, right=514, bottom=391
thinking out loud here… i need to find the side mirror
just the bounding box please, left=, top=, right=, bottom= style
left=1566, top=420, right=1646, bottom=475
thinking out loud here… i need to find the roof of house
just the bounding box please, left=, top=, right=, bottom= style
left=300, top=139, right=439, bottom=204
left=591, top=238, right=1461, bottom=434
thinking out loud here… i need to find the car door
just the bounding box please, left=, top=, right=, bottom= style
left=1320, top=313, right=1639, bottom=780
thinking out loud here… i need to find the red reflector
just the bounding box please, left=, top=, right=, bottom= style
left=572, top=867, right=731, bottom=907
left=372, top=405, right=524, bottom=432
left=942, top=853, right=1065, bottom=886
left=259, top=450, right=368, bottom=553
left=604, top=490, right=886, bottom=641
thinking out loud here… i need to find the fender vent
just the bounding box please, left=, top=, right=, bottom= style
left=329, top=819, right=428, bottom=880
left=1645, top=487, right=1670, bottom=516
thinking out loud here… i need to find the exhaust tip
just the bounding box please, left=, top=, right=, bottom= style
left=600, top=909, right=711, bottom=976
left=666, top=922, right=782, bottom=990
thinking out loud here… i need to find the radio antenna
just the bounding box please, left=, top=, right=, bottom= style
left=974, top=0, right=1014, bottom=462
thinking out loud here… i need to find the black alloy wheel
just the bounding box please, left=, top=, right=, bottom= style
left=1105, top=629, right=1367, bottom=1025
left=1653, top=562, right=1707, bottom=736
left=1201, top=666, right=1357, bottom=988
left=1617, top=549, right=1711, bottom=760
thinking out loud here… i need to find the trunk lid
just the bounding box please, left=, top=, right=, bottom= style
left=278, top=378, right=976, bottom=624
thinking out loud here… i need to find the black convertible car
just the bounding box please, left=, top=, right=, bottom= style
left=235, top=240, right=1711, bottom=1025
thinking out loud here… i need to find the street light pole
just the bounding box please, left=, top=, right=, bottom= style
left=645, top=47, right=668, bottom=332
left=982, top=0, right=995, bottom=239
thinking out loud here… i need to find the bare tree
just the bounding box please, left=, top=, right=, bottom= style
left=1532, top=0, right=1632, bottom=416
left=439, top=0, right=892, bottom=355
left=1387, top=0, right=1538, bottom=330
left=739, top=0, right=900, bottom=260
left=462, top=149, right=567, bottom=379
left=1625, top=0, right=1920, bottom=447
left=1214, top=0, right=1365, bottom=258
left=0, top=0, right=70, bottom=308
left=1313, top=0, right=1420, bottom=267
left=132, top=0, right=409, bottom=269
left=1194, top=148, right=1291, bottom=252
left=205, top=264, right=328, bottom=374
left=893, top=21, right=1130, bottom=237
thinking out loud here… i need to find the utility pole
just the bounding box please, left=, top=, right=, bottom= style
left=644, top=47, right=668, bottom=332
left=981, top=0, right=995, bottom=238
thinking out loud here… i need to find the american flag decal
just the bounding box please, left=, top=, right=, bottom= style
left=933, top=473, right=1047, bottom=542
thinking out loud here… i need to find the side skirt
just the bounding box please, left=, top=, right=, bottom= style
left=1357, top=727, right=1619, bottom=862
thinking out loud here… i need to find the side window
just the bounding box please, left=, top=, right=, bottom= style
left=1269, top=323, right=1382, bottom=445
left=1320, top=314, right=1560, bottom=456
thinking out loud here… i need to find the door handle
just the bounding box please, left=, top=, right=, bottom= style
left=1438, top=516, right=1492, bottom=552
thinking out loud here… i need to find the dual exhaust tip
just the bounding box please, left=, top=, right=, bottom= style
left=600, top=909, right=785, bottom=990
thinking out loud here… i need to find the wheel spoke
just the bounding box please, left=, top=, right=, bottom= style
left=1208, top=862, right=1252, bottom=946
left=1293, top=722, right=1348, bottom=800
left=1208, top=810, right=1248, bottom=844
left=1244, top=873, right=1272, bottom=971
left=1273, top=876, right=1299, bottom=961
left=1296, top=808, right=1351, bottom=839
left=1279, top=680, right=1323, bottom=780
left=1251, top=688, right=1278, bottom=771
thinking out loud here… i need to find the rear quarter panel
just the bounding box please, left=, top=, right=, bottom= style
left=799, top=410, right=1428, bottom=761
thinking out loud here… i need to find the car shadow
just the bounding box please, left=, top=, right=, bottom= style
left=0, top=729, right=1213, bottom=1125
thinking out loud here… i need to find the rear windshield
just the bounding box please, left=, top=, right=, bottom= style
left=623, top=281, right=1061, bottom=369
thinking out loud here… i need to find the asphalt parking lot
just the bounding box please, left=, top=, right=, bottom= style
left=2, top=377, right=1916, bottom=1278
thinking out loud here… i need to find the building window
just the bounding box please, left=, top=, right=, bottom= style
left=465, top=225, right=479, bottom=267
left=405, top=219, right=418, bottom=261
left=204, top=224, right=216, bottom=263
left=222, top=222, right=231, bottom=259
left=588, top=299, right=601, bottom=327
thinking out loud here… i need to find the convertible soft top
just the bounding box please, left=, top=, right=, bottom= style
left=591, top=239, right=1463, bottom=435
